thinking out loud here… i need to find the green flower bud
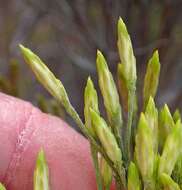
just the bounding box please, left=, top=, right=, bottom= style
left=84, top=77, right=99, bottom=137
left=143, top=50, right=160, bottom=108
left=159, top=104, right=175, bottom=149
left=99, top=156, right=112, bottom=189
left=172, top=155, right=182, bottom=188
left=20, top=45, right=86, bottom=137
left=96, top=50, right=123, bottom=149
left=34, top=149, right=49, bottom=190
left=160, top=173, right=180, bottom=190
left=145, top=96, right=158, bottom=153
left=19, top=45, right=69, bottom=107
left=90, top=108, right=122, bottom=165
left=128, top=162, right=141, bottom=190
left=173, top=109, right=181, bottom=123
left=117, top=17, right=136, bottom=85
left=0, top=183, right=6, bottom=190
left=96, top=50, right=122, bottom=125
left=135, top=113, right=155, bottom=186
left=158, top=120, right=182, bottom=176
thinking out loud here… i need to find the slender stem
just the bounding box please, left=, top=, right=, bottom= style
left=90, top=144, right=103, bottom=190
left=110, top=111, right=125, bottom=161
left=125, top=86, right=136, bottom=164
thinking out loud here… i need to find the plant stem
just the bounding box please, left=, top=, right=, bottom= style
left=125, top=86, right=136, bottom=164
left=90, top=144, right=103, bottom=190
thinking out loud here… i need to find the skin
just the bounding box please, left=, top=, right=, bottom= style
left=0, top=92, right=98, bottom=190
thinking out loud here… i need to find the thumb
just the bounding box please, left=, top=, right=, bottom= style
left=0, top=92, right=97, bottom=190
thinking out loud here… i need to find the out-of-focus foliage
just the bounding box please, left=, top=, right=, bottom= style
left=0, top=0, right=181, bottom=125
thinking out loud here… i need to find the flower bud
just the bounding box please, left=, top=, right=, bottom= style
left=96, top=50, right=122, bottom=125
left=19, top=45, right=69, bottom=107
left=173, top=109, right=181, bottom=123
left=0, top=183, right=6, bottom=190
left=96, top=50, right=122, bottom=148
left=160, top=173, right=180, bottom=190
left=117, top=17, right=136, bottom=85
left=127, top=162, right=141, bottom=190
left=90, top=108, right=122, bottom=165
left=84, top=77, right=99, bottom=137
left=34, top=149, right=49, bottom=190
left=143, top=50, right=160, bottom=108
left=135, top=113, right=154, bottom=184
left=145, top=96, right=158, bottom=153
left=159, top=104, right=175, bottom=149
left=158, top=120, right=182, bottom=176
left=172, top=155, right=182, bottom=188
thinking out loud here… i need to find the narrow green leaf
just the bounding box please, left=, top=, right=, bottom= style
left=96, top=50, right=123, bottom=153
left=127, top=162, right=141, bottom=190
left=160, top=173, right=180, bottom=190
left=0, top=183, right=6, bottom=190
left=135, top=113, right=155, bottom=188
left=145, top=96, right=158, bottom=153
left=143, top=50, right=160, bottom=108
left=34, top=149, right=49, bottom=190
left=158, top=120, right=182, bottom=176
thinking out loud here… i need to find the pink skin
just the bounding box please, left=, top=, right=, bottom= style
left=0, top=92, right=115, bottom=190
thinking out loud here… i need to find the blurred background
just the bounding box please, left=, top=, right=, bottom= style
left=0, top=0, right=181, bottom=127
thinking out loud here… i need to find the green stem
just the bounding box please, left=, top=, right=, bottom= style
left=125, top=86, right=136, bottom=164
left=115, top=173, right=126, bottom=190
left=90, top=144, right=103, bottom=190
left=110, top=111, right=124, bottom=161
